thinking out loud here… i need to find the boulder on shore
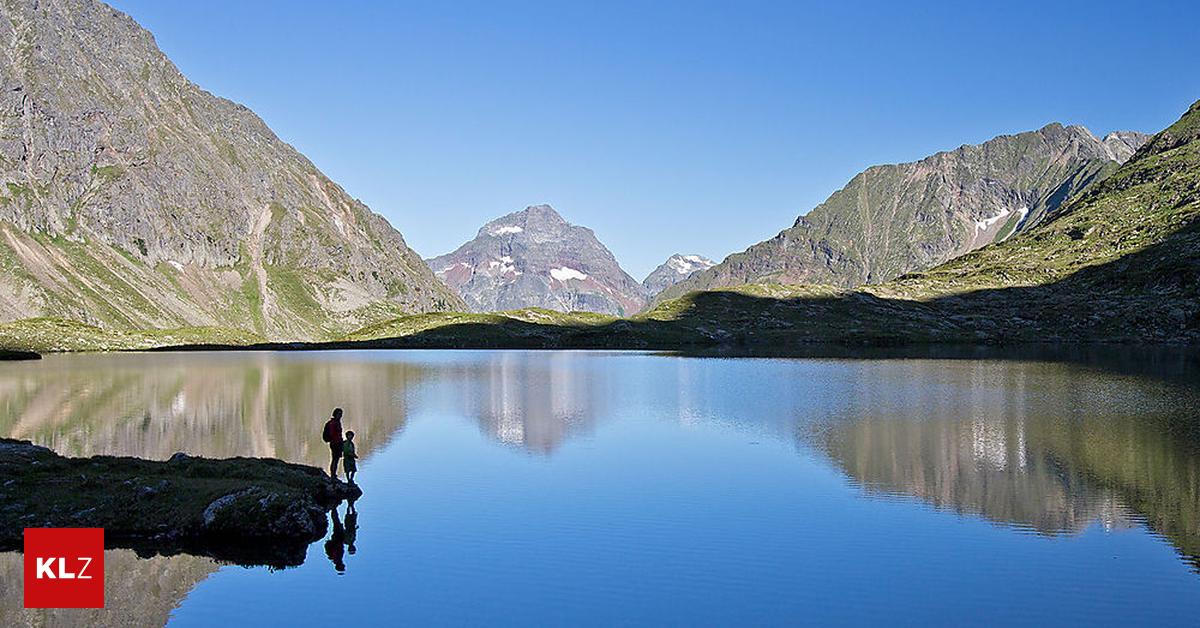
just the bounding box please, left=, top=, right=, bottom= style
left=0, top=439, right=361, bottom=568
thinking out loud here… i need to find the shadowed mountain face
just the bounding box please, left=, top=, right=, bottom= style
left=658, top=124, right=1148, bottom=303
left=0, top=0, right=462, bottom=341
left=428, top=205, right=646, bottom=316
left=641, top=254, right=715, bottom=297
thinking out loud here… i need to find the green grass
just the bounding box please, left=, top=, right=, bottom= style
left=90, top=164, right=126, bottom=182
left=0, top=318, right=266, bottom=353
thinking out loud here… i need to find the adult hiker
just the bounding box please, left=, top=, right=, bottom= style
left=322, top=408, right=345, bottom=480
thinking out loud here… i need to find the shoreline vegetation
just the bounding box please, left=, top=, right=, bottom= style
left=1, top=272, right=1196, bottom=356
left=0, top=439, right=361, bottom=568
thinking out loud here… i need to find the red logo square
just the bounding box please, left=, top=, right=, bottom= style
left=23, top=528, right=105, bottom=609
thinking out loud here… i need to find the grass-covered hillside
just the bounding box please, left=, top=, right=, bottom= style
left=0, top=318, right=264, bottom=353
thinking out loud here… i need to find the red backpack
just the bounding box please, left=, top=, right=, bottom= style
left=322, top=419, right=334, bottom=443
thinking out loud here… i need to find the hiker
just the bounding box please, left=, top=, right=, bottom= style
left=322, top=408, right=345, bottom=480
left=343, top=430, right=358, bottom=484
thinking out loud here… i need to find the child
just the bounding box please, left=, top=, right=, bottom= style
left=343, top=430, right=358, bottom=484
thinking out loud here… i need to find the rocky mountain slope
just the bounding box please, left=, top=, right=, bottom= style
left=0, top=0, right=462, bottom=341
left=428, top=204, right=645, bottom=315
left=338, top=99, right=1200, bottom=349
left=642, top=253, right=715, bottom=297
left=657, top=124, right=1149, bottom=304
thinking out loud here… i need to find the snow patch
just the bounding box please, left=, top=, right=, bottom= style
left=974, top=208, right=1012, bottom=232
left=667, top=255, right=710, bottom=274
left=975, top=206, right=1030, bottom=242
left=1001, top=207, right=1030, bottom=241
left=167, top=260, right=184, bottom=271
left=490, top=226, right=524, bottom=236
left=550, top=267, right=588, bottom=281
left=487, top=256, right=520, bottom=275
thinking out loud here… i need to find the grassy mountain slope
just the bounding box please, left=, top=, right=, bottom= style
left=655, top=124, right=1147, bottom=305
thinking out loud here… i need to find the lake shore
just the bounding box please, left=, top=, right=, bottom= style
left=0, top=439, right=360, bottom=568
left=0, top=349, right=40, bottom=361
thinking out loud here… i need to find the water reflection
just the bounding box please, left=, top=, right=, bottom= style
left=418, top=352, right=605, bottom=454
left=801, top=359, right=1200, bottom=569
left=0, top=352, right=427, bottom=467
left=322, top=498, right=362, bottom=576
left=2, top=350, right=1200, bottom=625
left=325, top=508, right=347, bottom=575
left=812, top=412, right=1137, bottom=535
left=0, top=550, right=217, bottom=628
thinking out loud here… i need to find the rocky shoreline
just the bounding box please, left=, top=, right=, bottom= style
left=0, top=350, right=40, bottom=361
left=0, top=439, right=360, bottom=568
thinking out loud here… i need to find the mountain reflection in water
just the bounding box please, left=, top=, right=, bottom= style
left=0, top=352, right=429, bottom=465
left=434, top=351, right=604, bottom=453
left=1, top=349, right=1199, bottom=626
left=801, top=358, right=1200, bottom=569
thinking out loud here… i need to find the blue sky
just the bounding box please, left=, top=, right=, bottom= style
left=109, top=0, right=1200, bottom=279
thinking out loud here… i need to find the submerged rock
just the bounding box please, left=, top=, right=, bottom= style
left=0, top=439, right=360, bottom=568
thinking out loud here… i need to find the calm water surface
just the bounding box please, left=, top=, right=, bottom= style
left=2, top=349, right=1200, bottom=626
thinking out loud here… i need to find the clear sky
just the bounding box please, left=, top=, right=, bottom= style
left=108, top=0, right=1200, bottom=279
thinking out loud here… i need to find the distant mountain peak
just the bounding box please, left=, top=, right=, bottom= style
left=478, top=204, right=570, bottom=237
left=430, top=205, right=645, bottom=315
left=642, top=253, right=716, bottom=297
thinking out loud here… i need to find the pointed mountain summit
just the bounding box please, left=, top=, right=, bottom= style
left=428, top=205, right=646, bottom=315
left=642, top=254, right=715, bottom=297
left=0, top=0, right=462, bottom=341
left=657, top=124, right=1150, bottom=304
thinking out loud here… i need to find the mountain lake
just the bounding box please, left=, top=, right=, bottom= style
left=2, top=348, right=1200, bottom=626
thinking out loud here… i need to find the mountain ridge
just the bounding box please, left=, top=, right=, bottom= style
left=0, top=0, right=462, bottom=341
left=641, top=253, right=715, bottom=297
left=655, top=122, right=1149, bottom=305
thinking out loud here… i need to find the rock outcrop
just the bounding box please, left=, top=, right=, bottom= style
left=428, top=204, right=646, bottom=315
left=0, top=348, right=38, bottom=360
left=0, top=0, right=463, bottom=341
left=0, top=438, right=361, bottom=568
left=658, top=124, right=1149, bottom=303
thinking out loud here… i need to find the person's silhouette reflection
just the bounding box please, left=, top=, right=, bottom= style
left=344, top=497, right=359, bottom=555
left=324, top=507, right=346, bottom=573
